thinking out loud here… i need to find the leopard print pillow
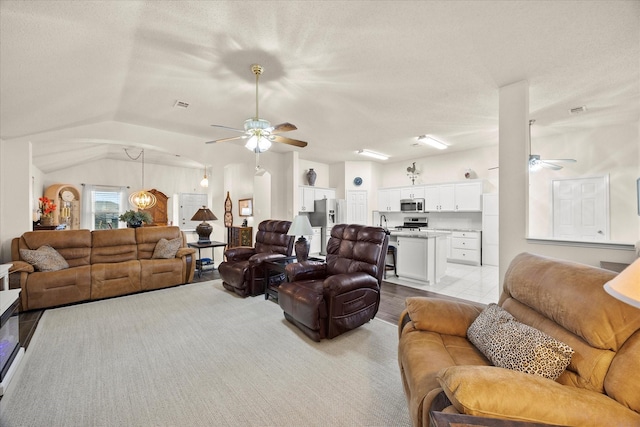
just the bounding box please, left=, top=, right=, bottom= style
left=151, top=237, right=182, bottom=259
left=467, top=303, right=574, bottom=380
left=20, top=245, right=69, bottom=272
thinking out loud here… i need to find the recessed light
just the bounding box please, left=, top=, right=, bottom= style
left=417, top=135, right=448, bottom=150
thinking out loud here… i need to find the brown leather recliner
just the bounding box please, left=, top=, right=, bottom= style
left=278, top=224, right=389, bottom=341
left=219, top=219, right=294, bottom=297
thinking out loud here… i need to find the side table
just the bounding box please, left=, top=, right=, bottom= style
left=188, top=241, right=227, bottom=278
left=263, top=256, right=325, bottom=302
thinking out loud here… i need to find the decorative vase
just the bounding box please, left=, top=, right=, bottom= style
left=41, top=216, right=53, bottom=226
left=127, top=220, right=143, bottom=228
left=294, top=237, right=310, bottom=262
left=306, top=168, right=317, bottom=186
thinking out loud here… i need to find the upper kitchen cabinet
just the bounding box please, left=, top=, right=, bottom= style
left=424, top=181, right=483, bottom=212
left=454, top=181, right=483, bottom=211
left=298, top=186, right=337, bottom=212
left=299, top=186, right=316, bottom=212
left=377, top=188, right=401, bottom=212
left=424, top=184, right=454, bottom=211
left=314, top=187, right=336, bottom=201
left=400, top=186, right=425, bottom=200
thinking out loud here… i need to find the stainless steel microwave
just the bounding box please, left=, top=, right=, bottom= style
left=400, top=198, right=425, bottom=213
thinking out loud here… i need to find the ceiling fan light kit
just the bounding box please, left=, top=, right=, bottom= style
left=357, top=149, right=389, bottom=160
left=417, top=135, right=448, bottom=150
left=206, top=64, right=308, bottom=152
left=528, top=119, right=577, bottom=172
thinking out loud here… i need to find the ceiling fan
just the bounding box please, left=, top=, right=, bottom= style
left=528, top=119, right=576, bottom=171
left=205, top=64, right=308, bottom=153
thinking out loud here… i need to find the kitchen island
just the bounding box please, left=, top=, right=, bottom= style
left=389, top=230, right=450, bottom=285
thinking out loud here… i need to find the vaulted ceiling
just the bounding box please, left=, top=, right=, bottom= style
left=1, top=1, right=638, bottom=173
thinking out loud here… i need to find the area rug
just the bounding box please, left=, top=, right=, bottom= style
left=0, top=281, right=411, bottom=426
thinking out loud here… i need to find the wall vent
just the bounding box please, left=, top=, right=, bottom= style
left=569, top=105, right=587, bottom=114
left=174, top=100, right=190, bottom=109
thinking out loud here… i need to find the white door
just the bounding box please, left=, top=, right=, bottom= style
left=347, top=190, right=368, bottom=224
left=553, top=176, right=609, bottom=240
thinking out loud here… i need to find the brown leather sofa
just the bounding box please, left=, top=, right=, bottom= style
left=219, top=219, right=294, bottom=297
left=278, top=224, right=389, bottom=341
left=10, top=226, right=196, bottom=310
left=398, top=252, right=640, bottom=427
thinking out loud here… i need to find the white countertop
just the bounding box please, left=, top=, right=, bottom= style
left=389, top=230, right=451, bottom=238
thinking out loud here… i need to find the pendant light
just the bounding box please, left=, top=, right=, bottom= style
left=125, top=148, right=157, bottom=210
left=200, top=165, right=209, bottom=188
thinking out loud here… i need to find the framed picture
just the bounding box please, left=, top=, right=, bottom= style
left=239, top=198, right=253, bottom=217
left=637, top=178, right=640, bottom=216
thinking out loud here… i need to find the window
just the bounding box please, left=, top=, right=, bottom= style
left=82, top=185, right=128, bottom=230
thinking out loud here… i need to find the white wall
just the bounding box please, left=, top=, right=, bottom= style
left=529, top=122, right=638, bottom=242
left=0, top=140, right=33, bottom=262
left=499, top=81, right=636, bottom=284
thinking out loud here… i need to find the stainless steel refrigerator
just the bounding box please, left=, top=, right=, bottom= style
left=310, top=198, right=347, bottom=255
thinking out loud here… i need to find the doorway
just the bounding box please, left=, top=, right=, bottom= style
left=346, top=190, right=368, bottom=224
left=552, top=176, right=609, bottom=240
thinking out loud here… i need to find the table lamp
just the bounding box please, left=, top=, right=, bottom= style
left=604, top=257, right=640, bottom=309
left=287, top=215, right=314, bottom=262
left=191, top=206, right=217, bottom=243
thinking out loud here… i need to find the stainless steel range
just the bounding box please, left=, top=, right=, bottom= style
left=395, top=217, right=429, bottom=231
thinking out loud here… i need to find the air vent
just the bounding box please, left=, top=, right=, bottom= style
left=174, top=100, right=190, bottom=109
left=569, top=105, right=587, bottom=114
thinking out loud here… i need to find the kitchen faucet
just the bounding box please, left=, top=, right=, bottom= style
left=379, top=214, right=388, bottom=229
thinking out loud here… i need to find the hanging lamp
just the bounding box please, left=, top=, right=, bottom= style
left=125, top=148, right=157, bottom=210
left=200, top=165, right=209, bottom=188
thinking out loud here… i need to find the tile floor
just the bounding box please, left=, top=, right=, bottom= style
left=384, top=262, right=500, bottom=305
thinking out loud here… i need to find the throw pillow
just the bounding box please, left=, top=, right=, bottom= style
left=151, top=237, right=182, bottom=259
left=467, top=303, right=574, bottom=380
left=20, top=245, right=69, bottom=272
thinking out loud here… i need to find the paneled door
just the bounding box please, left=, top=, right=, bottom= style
left=347, top=190, right=367, bottom=224
left=553, top=176, right=609, bottom=240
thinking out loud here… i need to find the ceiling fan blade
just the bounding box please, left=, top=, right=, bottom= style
left=543, top=159, right=577, bottom=163
left=210, top=124, right=245, bottom=133
left=270, top=122, right=297, bottom=134
left=539, top=161, right=563, bottom=170
left=205, top=135, right=248, bottom=144
left=269, top=134, right=308, bottom=148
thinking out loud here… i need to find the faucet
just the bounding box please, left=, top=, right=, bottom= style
left=379, top=214, right=388, bottom=229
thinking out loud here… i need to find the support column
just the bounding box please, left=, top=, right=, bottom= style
left=498, top=80, right=529, bottom=281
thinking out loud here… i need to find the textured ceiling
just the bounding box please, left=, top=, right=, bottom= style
left=1, top=1, right=638, bottom=172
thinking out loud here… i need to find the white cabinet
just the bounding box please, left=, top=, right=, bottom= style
left=449, top=230, right=481, bottom=265
left=377, top=188, right=401, bottom=212
left=424, top=181, right=482, bottom=212
left=400, top=186, right=425, bottom=200
left=299, top=186, right=315, bottom=212
left=310, top=227, right=322, bottom=255
left=314, top=188, right=335, bottom=200
left=298, top=186, right=337, bottom=212
left=424, top=184, right=454, bottom=211
left=454, top=181, right=483, bottom=211
left=396, top=237, right=428, bottom=281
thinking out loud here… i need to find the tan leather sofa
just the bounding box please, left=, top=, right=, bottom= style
left=10, top=226, right=196, bottom=310
left=398, top=252, right=640, bottom=427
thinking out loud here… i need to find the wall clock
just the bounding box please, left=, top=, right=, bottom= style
left=353, top=177, right=363, bottom=186
left=61, top=190, right=75, bottom=202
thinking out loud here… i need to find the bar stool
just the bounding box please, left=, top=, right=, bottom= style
left=384, top=245, right=397, bottom=279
